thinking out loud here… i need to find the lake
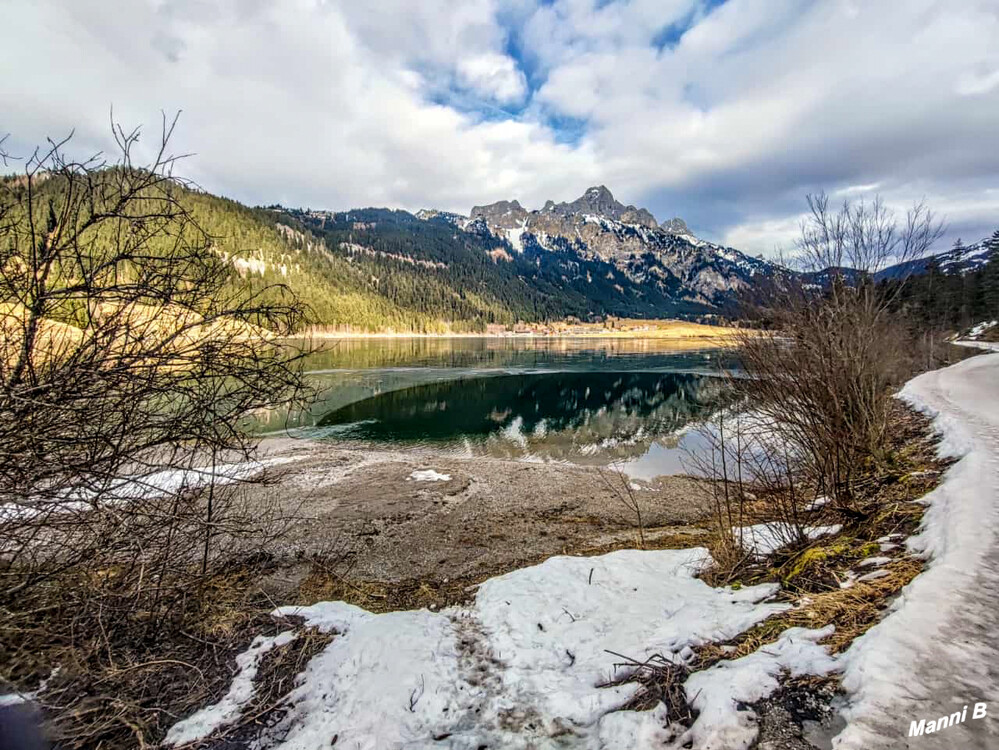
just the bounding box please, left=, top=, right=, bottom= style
left=252, top=337, right=738, bottom=479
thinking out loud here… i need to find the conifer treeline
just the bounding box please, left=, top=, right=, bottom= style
left=885, top=231, right=999, bottom=332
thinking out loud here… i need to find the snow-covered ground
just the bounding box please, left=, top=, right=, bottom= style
left=166, top=549, right=836, bottom=749
left=408, top=469, right=452, bottom=482
left=956, top=338, right=999, bottom=353
left=834, top=345, right=999, bottom=748
left=737, top=522, right=842, bottom=558
left=966, top=320, right=996, bottom=340
left=0, top=455, right=300, bottom=522
left=64, top=455, right=303, bottom=503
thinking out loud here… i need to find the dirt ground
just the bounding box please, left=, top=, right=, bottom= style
left=245, top=437, right=715, bottom=591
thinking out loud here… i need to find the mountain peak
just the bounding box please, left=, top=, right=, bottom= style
left=661, top=217, right=692, bottom=236
left=582, top=184, right=615, bottom=201
left=471, top=186, right=661, bottom=231
left=569, top=185, right=618, bottom=215
left=470, top=198, right=529, bottom=230
left=549, top=185, right=658, bottom=228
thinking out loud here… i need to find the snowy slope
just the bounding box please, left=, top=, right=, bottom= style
left=877, top=235, right=996, bottom=280
left=166, top=549, right=839, bottom=749
left=834, top=346, right=999, bottom=748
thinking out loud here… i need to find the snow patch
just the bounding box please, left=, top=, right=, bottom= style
left=170, top=549, right=793, bottom=748
left=0, top=667, right=60, bottom=707
left=857, top=556, right=891, bottom=568
left=805, top=495, right=831, bottom=511
left=1, top=456, right=302, bottom=521
left=81, top=456, right=303, bottom=502
left=737, top=523, right=843, bottom=558
left=677, top=626, right=838, bottom=750
left=505, top=225, right=526, bottom=252
left=967, top=320, right=996, bottom=339
left=408, top=469, right=451, bottom=482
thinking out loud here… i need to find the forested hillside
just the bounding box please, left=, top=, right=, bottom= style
left=165, top=193, right=447, bottom=332
left=10, top=169, right=992, bottom=334
left=885, top=231, right=999, bottom=331
left=278, top=207, right=714, bottom=332
left=0, top=172, right=400, bottom=331
left=5, top=171, right=720, bottom=332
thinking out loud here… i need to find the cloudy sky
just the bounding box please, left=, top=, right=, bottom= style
left=2, top=0, right=998, bottom=254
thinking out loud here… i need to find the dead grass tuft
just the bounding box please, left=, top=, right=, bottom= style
left=701, top=555, right=923, bottom=665
left=602, top=652, right=698, bottom=727
left=2, top=557, right=286, bottom=750
left=193, top=627, right=335, bottom=749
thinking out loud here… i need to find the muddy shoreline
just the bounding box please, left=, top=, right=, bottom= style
left=249, top=437, right=715, bottom=589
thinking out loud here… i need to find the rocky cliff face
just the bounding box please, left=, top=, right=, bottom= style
left=540, top=185, right=659, bottom=229
left=661, top=217, right=692, bottom=236
left=449, top=186, right=774, bottom=307
left=469, top=200, right=529, bottom=230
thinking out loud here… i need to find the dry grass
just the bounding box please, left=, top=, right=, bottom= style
left=591, top=319, right=745, bottom=339
left=0, top=301, right=84, bottom=368
left=0, top=299, right=275, bottom=375
left=701, top=555, right=923, bottom=664
left=93, top=300, right=275, bottom=348
left=604, top=652, right=697, bottom=721
left=1, top=557, right=287, bottom=750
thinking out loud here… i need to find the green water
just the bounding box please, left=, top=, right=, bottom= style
left=253, top=338, right=737, bottom=477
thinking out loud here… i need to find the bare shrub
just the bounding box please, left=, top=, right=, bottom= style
left=684, top=412, right=750, bottom=561
left=599, top=466, right=646, bottom=547
left=686, top=410, right=813, bottom=579
left=732, top=193, right=943, bottom=513
left=0, top=117, right=312, bottom=745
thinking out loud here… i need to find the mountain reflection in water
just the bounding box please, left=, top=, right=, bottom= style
left=316, top=371, right=728, bottom=469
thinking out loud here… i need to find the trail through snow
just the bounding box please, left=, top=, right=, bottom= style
left=834, top=347, right=999, bottom=748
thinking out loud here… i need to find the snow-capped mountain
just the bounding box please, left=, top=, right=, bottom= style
left=423, top=186, right=777, bottom=308
left=878, top=235, right=998, bottom=280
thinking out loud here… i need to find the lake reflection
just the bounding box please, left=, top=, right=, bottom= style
left=252, top=338, right=736, bottom=477
left=316, top=371, right=729, bottom=472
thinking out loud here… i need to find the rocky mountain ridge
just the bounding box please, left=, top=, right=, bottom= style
left=435, top=185, right=775, bottom=307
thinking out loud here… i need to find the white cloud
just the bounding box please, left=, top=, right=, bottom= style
left=834, top=183, right=882, bottom=197
left=1, top=0, right=997, bottom=250
left=956, top=67, right=999, bottom=97
left=456, top=53, right=528, bottom=104
left=723, top=215, right=803, bottom=257
left=0, top=0, right=596, bottom=214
